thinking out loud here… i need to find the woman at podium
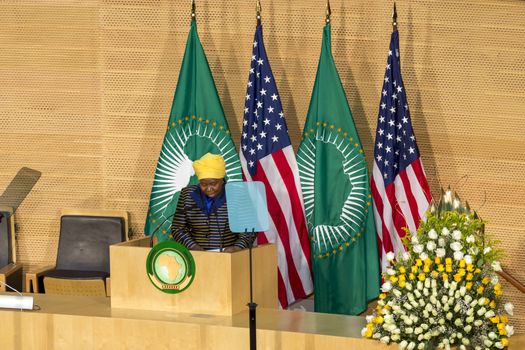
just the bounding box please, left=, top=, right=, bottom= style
left=171, top=153, right=252, bottom=252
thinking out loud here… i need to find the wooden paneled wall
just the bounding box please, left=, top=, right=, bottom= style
left=1, top=0, right=524, bottom=330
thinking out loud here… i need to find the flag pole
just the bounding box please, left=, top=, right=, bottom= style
left=256, top=0, right=261, bottom=26
left=326, top=0, right=331, bottom=24
left=191, top=0, right=196, bottom=21
left=392, top=2, right=398, bottom=31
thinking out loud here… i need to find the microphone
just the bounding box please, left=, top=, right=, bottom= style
left=148, top=210, right=178, bottom=247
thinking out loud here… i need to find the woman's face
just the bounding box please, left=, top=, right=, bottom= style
left=199, top=178, right=224, bottom=198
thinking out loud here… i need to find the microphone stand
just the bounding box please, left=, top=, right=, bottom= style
left=246, top=227, right=257, bottom=350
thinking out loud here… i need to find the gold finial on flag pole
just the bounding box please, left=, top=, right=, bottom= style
left=256, top=0, right=262, bottom=26
left=392, top=2, right=398, bottom=31
left=326, top=0, right=332, bottom=24
left=191, top=0, right=196, bottom=20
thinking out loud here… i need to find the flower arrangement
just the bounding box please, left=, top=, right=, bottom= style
left=363, top=190, right=514, bottom=350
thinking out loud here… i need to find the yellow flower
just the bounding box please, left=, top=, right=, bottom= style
left=484, top=298, right=490, bottom=305
left=445, top=258, right=453, bottom=265
left=442, top=274, right=449, bottom=281
left=411, top=266, right=419, bottom=274
left=494, top=283, right=501, bottom=292
left=482, top=277, right=490, bottom=285
left=497, top=323, right=505, bottom=331
left=466, top=282, right=473, bottom=290
left=477, top=286, right=484, bottom=294
left=458, top=268, right=466, bottom=276
left=434, top=257, right=441, bottom=265
left=501, top=315, right=508, bottom=323
left=398, top=274, right=406, bottom=282
left=375, top=316, right=384, bottom=324
left=409, top=273, right=415, bottom=280
left=384, top=304, right=391, bottom=310
left=424, top=258, right=432, bottom=266
left=454, top=274, right=462, bottom=282
left=499, top=328, right=507, bottom=336
left=489, top=300, right=496, bottom=308
left=459, top=260, right=466, bottom=268
left=399, top=266, right=406, bottom=274
left=467, top=264, right=474, bottom=272
left=446, top=265, right=453, bottom=273
left=437, top=264, right=445, bottom=272
left=423, top=266, right=430, bottom=273
left=431, top=271, right=439, bottom=278
left=365, top=323, right=374, bottom=338
left=416, top=259, right=423, bottom=267
left=466, top=273, right=473, bottom=281
left=379, top=293, right=386, bottom=300
left=474, top=268, right=481, bottom=274
left=418, top=273, right=426, bottom=281
left=489, top=316, right=500, bottom=324
left=399, top=280, right=406, bottom=288
left=501, top=338, right=509, bottom=347
left=390, top=276, right=398, bottom=283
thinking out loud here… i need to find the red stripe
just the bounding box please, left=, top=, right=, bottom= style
left=251, top=164, right=306, bottom=303
left=271, top=150, right=312, bottom=270
left=399, top=169, right=421, bottom=229
left=277, top=270, right=288, bottom=309
left=385, top=182, right=409, bottom=240
left=410, top=159, right=432, bottom=202
left=370, top=178, right=394, bottom=254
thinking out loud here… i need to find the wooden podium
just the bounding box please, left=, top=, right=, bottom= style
left=110, top=237, right=278, bottom=316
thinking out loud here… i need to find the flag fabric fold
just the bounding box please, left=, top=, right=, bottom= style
left=239, top=25, right=313, bottom=309
left=371, top=30, right=432, bottom=271
left=145, top=20, right=242, bottom=242
left=296, top=24, right=380, bottom=315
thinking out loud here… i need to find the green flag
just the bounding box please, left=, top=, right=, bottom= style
left=297, top=23, right=380, bottom=315
left=145, top=19, right=242, bottom=242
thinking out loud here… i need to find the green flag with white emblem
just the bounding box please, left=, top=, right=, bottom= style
left=297, top=23, right=380, bottom=315
left=145, top=19, right=242, bottom=242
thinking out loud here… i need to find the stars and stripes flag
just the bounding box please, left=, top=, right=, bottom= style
left=371, top=30, right=432, bottom=271
left=239, top=25, right=313, bottom=309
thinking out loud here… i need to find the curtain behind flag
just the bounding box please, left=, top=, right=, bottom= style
left=296, top=23, right=380, bottom=315
left=371, top=30, right=432, bottom=271
left=144, top=19, right=242, bottom=242
left=239, top=25, right=313, bottom=309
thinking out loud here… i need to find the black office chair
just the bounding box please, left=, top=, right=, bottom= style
left=26, top=209, right=129, bottom=297
left=0, top=207, right=23, bottom=293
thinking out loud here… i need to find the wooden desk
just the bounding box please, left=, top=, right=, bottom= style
left=1, top=293, right=524, bottom=349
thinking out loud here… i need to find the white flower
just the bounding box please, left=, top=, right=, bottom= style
left=492, top=261, right=502, bottom=272
left=450, top=242, right=463, bottom=251
left=504, top=302, right=514, bottom=316
left=386, top=268, right=396, bottom=276
left=381, top=281, right=392, bottom=292
left=413, top=244, right=423, bottom=253
left=452, top=230, right=462, bottom=240
left=428, top=229, right=438, bottom=240
left=438, top=238, right=446, bottom=247
left=386, top=251, right=395, bottom=262
left=469, top=246, right=479, bottom=255
left=361, top=327, right=367, bottom=337
left=419, top=252, right=428, bottom=261
left=495, top=342, right=504, bottom=349
left=466, top=235, right=475, bottom=243
left=426, top=241, right=436, bottom=251
left=484, top=340, right=493, bottom=347
left=436, top=248, right=446, bottom=258
left=474, top=320, right=483, bottom=327
left=483, top=247, right=492, bottom=254
left=442, top=227, right=450, bottom=236
left=453, top=251, right=464, bottom=261
left=411, top=235, right=419, bottom=244
left=485, top=310, right=495, bottom=318
left=506, top=324, right=515, bottom=337
left=407, top=342, right=416, bottom=350
left=380, top=336, right=390, bottom=344
left=454, top=318, right=462, bottom=326
left=491, top=275, right=499, bottom=285
left=464, top=325, right=472, bottom=332
left=463, top=254, right=472, bottom=265
left=366, top=315, right=374, bottom=323
left=401, top=252, right=410, bottom=261
left=400, top=340, right=408, bottom=349
left=488, top=332, right=497, bottom=340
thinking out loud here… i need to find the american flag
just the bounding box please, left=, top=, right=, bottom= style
left=371, top=30, right=432, bottom=271
left=239, top=25, right=313, bottom=309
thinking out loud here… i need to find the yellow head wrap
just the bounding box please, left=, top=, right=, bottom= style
left=192, top=153, right=226, bottom=180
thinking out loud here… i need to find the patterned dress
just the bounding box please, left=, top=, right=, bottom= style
left=171, top=185, right=252, bottom=250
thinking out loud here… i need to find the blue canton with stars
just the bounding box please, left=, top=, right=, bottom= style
left=374, top=31, right=421, bottom=186
left=242, top=25, right=291, bottom=176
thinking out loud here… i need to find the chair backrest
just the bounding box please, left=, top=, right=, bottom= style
left=0, top=207, right=15, bottom=267
left=55, top=209, right=129, bottom=273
